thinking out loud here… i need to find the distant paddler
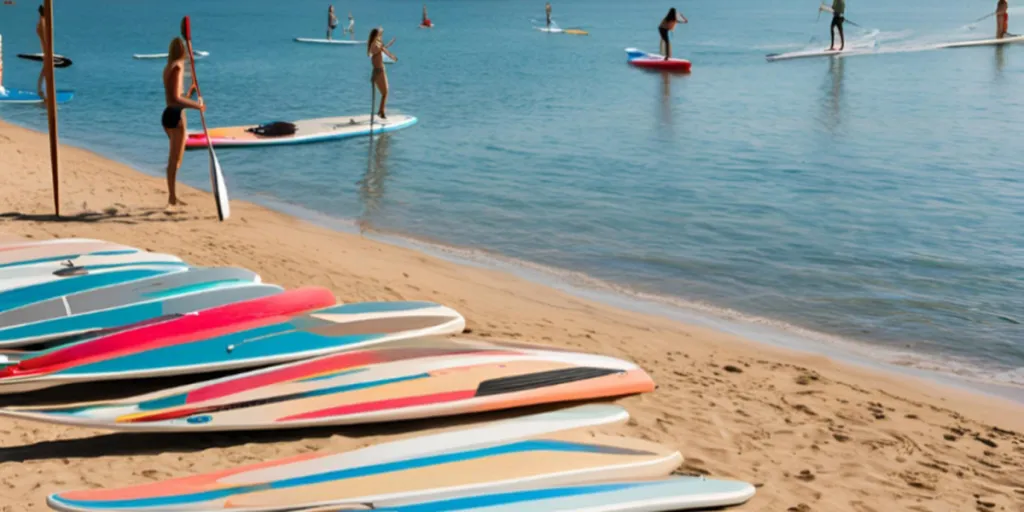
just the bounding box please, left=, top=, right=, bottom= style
left=326, top=5, right=339, bottom=40
left=421, top=4, right=433, bottom=28
left=546, top=2, right=552, bottom=29
left=819, top=0, right=846, bottom=51
left=35, top=4, right=48, bottom=99
left=345, top=12, right=356, bottom=37
left=996, top=0, right=1009, bottom=38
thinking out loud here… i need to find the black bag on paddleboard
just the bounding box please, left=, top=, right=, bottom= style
left=246, top=121, right=297, bottom=137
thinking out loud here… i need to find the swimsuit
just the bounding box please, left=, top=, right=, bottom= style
left=161, top=106, right=183, bottom=129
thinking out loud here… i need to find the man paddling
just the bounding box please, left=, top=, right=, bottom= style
left=546, top=2, right=552, bottom=29
left=996, top=0, right=1009, bottom=39
left=821, top=0, right=846, bottom=51
left=327, top=5, right=339, bottom=40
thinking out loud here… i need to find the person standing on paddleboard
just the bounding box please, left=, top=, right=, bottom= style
left=422, top=4, right=432, bottom=27
left=162, top=37, right=204, bottom=207
left=546, top=2, right=552, bottom=28
left=658, top=8, right=688, bottom=60
left=35, top=5, right=48, bottom=99
left=368, top=28, right=397, bottom=119
left=996, top=0, right=1009, bottom=38
left=327, top=5, right=339, bottom=40
left=346, top=12, right=356, bottom=37
left=821, top=0, right=846, bottom=51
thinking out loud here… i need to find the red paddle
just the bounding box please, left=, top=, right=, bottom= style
left=181, top=16, right=230, bottom=221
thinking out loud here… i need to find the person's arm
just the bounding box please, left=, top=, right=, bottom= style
left=171, top=67, right=204, bottom=110
left=384, top=37, right=396, bottom=48
left=678, top=12, right=688, bottom=23
left=382, top=46, right=397, bottom=61
left=820, top=3, right=834, bottom=13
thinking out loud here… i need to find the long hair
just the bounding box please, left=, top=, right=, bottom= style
left=663, top=8, right=677, bottom=23
left=367, top=27, right=380, bottom=55
left=167, top=37, right=187, bottom=64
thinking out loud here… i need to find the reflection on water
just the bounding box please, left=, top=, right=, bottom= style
left=820, top=56, right=845, bottom=133
left=654, top=71, right=687, bottom=139
left=357, top=133, right=391, bottom=232
left=995, top=46, right=1006, bottom=78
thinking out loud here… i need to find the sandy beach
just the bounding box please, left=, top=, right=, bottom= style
left=0, top=119, right=1022, bottom=512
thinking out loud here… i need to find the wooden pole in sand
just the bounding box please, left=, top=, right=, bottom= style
left=42, top=0, right=61, bottom=216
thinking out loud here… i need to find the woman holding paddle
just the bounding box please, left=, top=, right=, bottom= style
left=367, top=28, right=397, bottom=119
left=658, top=8, right=688, bottom=60
left=161, top=37, right=204, bottom=206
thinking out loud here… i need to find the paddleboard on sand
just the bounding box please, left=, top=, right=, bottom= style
left=0, top=254, right=186, bottom=293
left=0, top=301, right=465, bottom=393
left=16, top=53, right=73, bottom=67
left=0, top=267, right=263, bottom=348
left=0, top=87, right=74, bottom=104
left=625, top=48, right=692, bottom=72
left=2, top=337, right=654, bottom=431
left=0, top=267, right=190, bottom=314
left=294, top=37, right=363, bottom=45
left=132, top=50, right=208, bottom=59
left=307, top=477, right=756, bottom=512
left=186, top=114, right=417, bottom=149
left=936, top=33, right=1024, bottom=49
left=0, top=242, right=135, bottom=268
left=46, top=404, right=684, bottom=512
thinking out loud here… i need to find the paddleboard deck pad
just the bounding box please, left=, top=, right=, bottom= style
left=46, top=405, right=683, bottom=512
left=2, top=337, right=654, bottom=431
left=186, top=115, right=417, bottom=148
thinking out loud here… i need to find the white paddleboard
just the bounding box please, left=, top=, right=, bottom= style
left=186, top=114, right=417, bottom=148
left=133, top=50, right=208, bottom=60
left=535, top=27, right=563, bottom=33
left=294, top=37, right=364, bottom=45
left=936, top=34, right=1024, bottom=49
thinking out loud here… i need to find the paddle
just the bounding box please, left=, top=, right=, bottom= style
left=180, top=16, right=230, bottom=221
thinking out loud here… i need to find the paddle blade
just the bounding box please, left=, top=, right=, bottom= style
left=208, top=150, right=231, bottom=221
left=181, top=16, right=192, bottom=41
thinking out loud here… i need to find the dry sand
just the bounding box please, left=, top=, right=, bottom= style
left=0, top=120, right=1022, bottom=512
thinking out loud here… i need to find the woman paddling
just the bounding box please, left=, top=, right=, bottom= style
left=367, top=28, right=397, bottom=119
left=327, top=4, right=339, bottom=40
left=996, top=0, right=1009, bottom=39
left=161, top=37, right=204, bottom=206
left=658, top=8, right=688, bottom=60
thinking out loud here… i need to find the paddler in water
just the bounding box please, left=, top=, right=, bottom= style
left=821, top=0, right=846, bottom=51
left=327, top=4, right=339, bottom=40
left=422, top=4, right=431, bottom=27
left=546, top=2, right=552, bottom=29
left=367, top=28, right=397, bottom=119
left=996, top=0, right=1009, bottom=38
left=161, top=37, right=205, bottom=207
left=658, top=8, right=688, bottom=60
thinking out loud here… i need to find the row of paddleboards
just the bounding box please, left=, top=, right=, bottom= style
left=767, top=33, right=1024, bottom=61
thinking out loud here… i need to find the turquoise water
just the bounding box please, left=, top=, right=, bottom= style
left=1, top=0, right=1022, bottom=392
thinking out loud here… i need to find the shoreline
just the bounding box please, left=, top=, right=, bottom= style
left=1, top=119, right=1023, bottom=510
left=3, top=115, right=1021, bottom=403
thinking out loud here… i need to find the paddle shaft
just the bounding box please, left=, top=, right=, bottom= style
left=181, top=16, right=228, bottom=221
left=42, top=0, right=60, bottom=216
left=181, top=23, right=212, bottom=143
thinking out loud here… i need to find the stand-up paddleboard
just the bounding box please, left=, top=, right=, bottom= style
left=46, top=405, right=681, bottom=512
left=625, top=48, right=692, bottom=72
left=0, top=287, right=334, bottom=366
left=564, top=29, right=589, bottom=35
left=294, top=37, right=363, bottom=45
left=0, top=267, right=191, bottom=314
left=420, top=21, right=434, bottom=28
left=0, top=285, right=282, bottom=360
left=0, top=253, right=185, bottom=292
left=936, top=33, right=1024, bottom=49
left=0, top=242, right=136, bottom=268
left=3, top=337, right=655, bottom=431
left=0, top=87, right=74, bottom=104
left=132, top=50, right=209, bottom=59
left=535, top=26, right=563, bottom=33
left=185, top=114, right=417, bottom=149
left=0, top=267, right=262, bottom=347
left=0, top=301, right=465, bottom=393
left=16, top=53, right=73, bottom=68
left=319, top=477, right=756, bottom=512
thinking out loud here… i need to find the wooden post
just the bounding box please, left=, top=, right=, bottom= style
left=43, top=0, right=60, bottom=217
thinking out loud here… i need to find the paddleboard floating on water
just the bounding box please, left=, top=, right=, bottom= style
left=45, top=405, right=683, bottom=512
left=936, top=34, right=1024, bottom=49
left=1, top=337, right=655, bottom=431
left=0, top=87, right=74, bottom=104
left=16, top=53, right=72, bottom=68
left=186, top=114, right=417, bottom=149
left=132, top=50, right=208, bottom=60
left=625, top=48, right=692, bottom=72
left=294, top=37, right=363, bottom=45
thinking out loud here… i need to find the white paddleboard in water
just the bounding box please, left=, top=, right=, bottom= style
left=294, top=37, right=363, bottom=45
left=133, top=50, right=208, bottom=59
left=936, top=34, right=1024, bottom=49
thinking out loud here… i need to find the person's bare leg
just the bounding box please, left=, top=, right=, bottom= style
left=375, top=72, right=389, bottom=118
left=165, top=119, right=188, bottom=207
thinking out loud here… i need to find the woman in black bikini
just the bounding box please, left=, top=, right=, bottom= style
left=162, top=37, right=203, bottom=207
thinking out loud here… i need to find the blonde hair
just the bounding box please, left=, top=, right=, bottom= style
left=167, top=37, right=187, bottom=64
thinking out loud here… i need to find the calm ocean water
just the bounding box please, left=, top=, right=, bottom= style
left=1, top=0, right=1022, bottom=393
